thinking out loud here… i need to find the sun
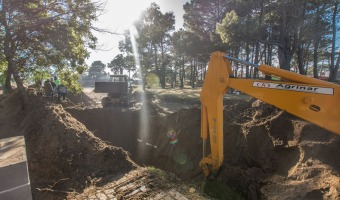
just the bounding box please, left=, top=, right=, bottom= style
left=87, top=0, right=172, bottom=65
left=101, top=0, right=153, bottom=31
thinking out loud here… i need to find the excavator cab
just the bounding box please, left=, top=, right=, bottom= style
left=200, top=51, right=340, bottom=177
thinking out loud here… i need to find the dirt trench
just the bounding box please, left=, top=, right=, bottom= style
left=1, top=89, right=339, bottom=199
left=65, top=106, right=202, bottom=176
left=66, top=95, right=340, bottom=199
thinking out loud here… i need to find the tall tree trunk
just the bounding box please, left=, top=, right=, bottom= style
left=154, top=44, right=159, bottom=81
left=277, top=3, right=292, bottom=70
left=4, top=60, right=13, bottom=93
left=254, top=1, right=264, bottom=78
left=297, top=44, right=306, bottom=75
left=295, top=2, right=306, bottom=75
left=160, top=40, right=166, bottom=89
left=173, top=62, right=177, bottom=88
left=234, top=48, right=240, bottom=77
left=245, top=42, right=250, bottom=78
left=2, top=2, right=12, bottom=93
left=304, top=42, right=311, bottom=68
left=331, top=50, right=340, bottom=81
left=3, top=21, right=15, bottom=92
left=180, top=55, right=184, bottom=89
left=264, top=44, right=271, bottom=80
left=329, top=3, right=338, bottom=81
left=267, top=42, right=273, bottom=66
left=192, top=57, right=196, bottom=88
left=190, top=58, right=193, bottom=87
left=2, top=2, right=24, bottom=92
left=200, top=63, right=203, bottom=81
left=313, top=38, right=320, bottom=78
left=12, top=67, right=24, bottom=89
left=313, top=6, right=322, bottom=79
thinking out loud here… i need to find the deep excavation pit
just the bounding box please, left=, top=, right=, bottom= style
left=65, top=105, right=202, bottom=176
left=66, top=97, right=340, bottom=199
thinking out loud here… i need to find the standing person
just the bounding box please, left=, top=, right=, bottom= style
left=36, top=80, right=43, bottom=96
left=43, top=79, right=53, bottom=100
left=50, top=78, right=57, bottom=99
left=54, top=76, right=60, bottom=86
left=56, top=84, right=67, bottom=101
left=50, top=78, right=56, bottom=89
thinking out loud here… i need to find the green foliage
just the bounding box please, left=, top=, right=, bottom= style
left=0, top=61, right=6, bottom=85
left=0, top=0, right=99, bottom=91
left=107, top=55, right=124, bottom=74
left=89, top=61, right=106, bottom=78
left=58, top=69, right=83, bottom=94
left=117, top=30, right=137, bottom=77
left=183, top=0, right=229, bottom=53
left=133, top=2, right=175, bottom=88
left=32, top=68, right=51, bottom=86
left=183, top=0, right=229, bottom=40
left=145, top=73, right=160, bottom=88
left=213, top=0, right=337, bottom=74
left=123, top=55, right=136, bottom=74
left=107, top=53, right=137, bottom=77
left=110, top=0, right=338, bottom=87
left=0, top=74, right=4, bottom=86
left=0, top=60, right=7, bottom=86
left=0, top=61, right=5, bottom=73
left=118, top=30, right=133, bottom=54
left=216, top=11, right=241, bottom=44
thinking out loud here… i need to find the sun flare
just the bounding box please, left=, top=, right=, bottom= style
left=103, top=0, right=152, bottom=31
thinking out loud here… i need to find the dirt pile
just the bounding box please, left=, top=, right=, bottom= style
left=150, top=98, right=340, bottom=199
left=0, top=90, right=137, bottom=199
left=218, top=99, right=340, bottom=199
left=70, top=167, right=207, bottom=200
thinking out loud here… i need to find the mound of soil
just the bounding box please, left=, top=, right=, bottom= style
left=218, top=100, right=340, bottom=199
left=0, top=89, right=137, bottom=199
left=64, top=90, right=97, bottom=107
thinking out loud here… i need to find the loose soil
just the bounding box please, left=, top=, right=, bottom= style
left=0, top=86, right=339, bottom=199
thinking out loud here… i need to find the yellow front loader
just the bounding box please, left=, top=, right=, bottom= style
left=200, top=51, right=340, bottom=177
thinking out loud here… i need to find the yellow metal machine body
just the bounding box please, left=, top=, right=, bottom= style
left=200, top=51, right=340, bottom=177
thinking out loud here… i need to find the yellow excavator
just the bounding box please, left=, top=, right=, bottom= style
left=200, top=51, right=340, bottom=178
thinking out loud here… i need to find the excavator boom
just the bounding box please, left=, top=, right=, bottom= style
left=200, top=51, right=340, bottom=177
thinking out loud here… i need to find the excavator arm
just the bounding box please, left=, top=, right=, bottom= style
left=200, top=51, right=340, bottom=177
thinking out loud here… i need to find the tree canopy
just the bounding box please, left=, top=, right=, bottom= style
left=88, top=60, right=106, bottom=79
left=0, top=0, right=100, bottom=93
left=104, top=0, right=339, bottom=89
left=133, top=2, right=175, bottom=88
left=2, top=0, right=338, bottom=94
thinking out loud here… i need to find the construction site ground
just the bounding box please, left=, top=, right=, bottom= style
left=0, top=85, right=339, bottom=199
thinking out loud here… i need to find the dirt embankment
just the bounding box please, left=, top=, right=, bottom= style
left=0, top=90, right=137, bottom=199
left=0, top=88, right=339, bottom=199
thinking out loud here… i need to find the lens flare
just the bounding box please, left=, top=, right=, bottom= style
left=167, top=129, right=178, bottom=144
